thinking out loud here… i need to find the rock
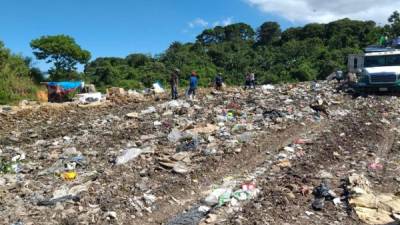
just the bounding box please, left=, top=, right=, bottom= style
left=189, top=124, right=218, bottom=134
left=381, top=118, right=391, bottom=125
left=168, top=129, right=182, bottom=143
left=143, top=193, right=156, bottom=206
left=173, top=163, right=190, bottom=174
left=206, top=214, right=218, bottom=223
left=108, top=87, right=126, bottom=96
left=276, top=159, right=291, bottom=168
left=105, top=211, right=117, bottom=219
left=286, top=191, right=296, bottom=199
left=140, top=134, right=156, bottom=141
left=141, top=106, right=156, bottom=115
left=198, top=205, right=211, bottom=213
left=283, top=146, right=295, bottom=153
left=126, top=112, right=139, bottom=118
left=318, top=170, right=333, bottom=179
left=237, top=132, right=253, bottom=143
left=204, top=148, right=217, bottom=155
left=172, top=152, right=190, bottom=161
left=63, top=147, right=80, bottom=156
left=234, top=148, right=242, bottom=153
left=262, top=84, right=275, bottom=91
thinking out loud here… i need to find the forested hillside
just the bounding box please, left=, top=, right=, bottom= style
left=85, top=14, right=400, bottom=90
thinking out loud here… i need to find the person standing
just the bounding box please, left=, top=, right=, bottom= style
left=170, top=68, right=180, bottom=99
left=245, top=73, right=251, bottom=89
left=188, top=71, right=199, bottom=100
left=249, top=72, right=256, bottom=89
left=215, top=73, right=223, bottom=90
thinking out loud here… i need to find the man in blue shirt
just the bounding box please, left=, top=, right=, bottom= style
left=188, top=71, right=199, bottom=100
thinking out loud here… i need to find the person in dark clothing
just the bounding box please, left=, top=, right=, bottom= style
left=170, top=68, right=180, bottom=99
left=188, top=71, right=199, bottom=100
left=245, top=73, right=251, bottom=89
left=215, top=73, right=223, bottom=90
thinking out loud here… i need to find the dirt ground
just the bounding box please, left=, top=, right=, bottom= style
left=1, top=82, right=400, bottom=225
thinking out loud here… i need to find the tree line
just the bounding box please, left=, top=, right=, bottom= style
left=1, top=11, right=400, bottom=103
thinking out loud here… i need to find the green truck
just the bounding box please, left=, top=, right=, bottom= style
left=349, top=47, right=400, bottom=92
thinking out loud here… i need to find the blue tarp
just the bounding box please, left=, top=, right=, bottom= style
left=46, top=81, right=83, bottom=91
left=45, top=81, right=84, bottom=102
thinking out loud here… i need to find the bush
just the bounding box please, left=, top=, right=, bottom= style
left=0, top=42, right=38, bottom=105
left=0, top=74, right=38, bottom=105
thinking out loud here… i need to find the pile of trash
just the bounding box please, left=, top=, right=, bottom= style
left=4, top=81, right=397, bottom=225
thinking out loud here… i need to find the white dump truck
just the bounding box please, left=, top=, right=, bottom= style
left=348, top=46, right=400, bottom=92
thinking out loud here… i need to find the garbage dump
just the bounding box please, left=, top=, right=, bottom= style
left=2, top=81, right=400, bottom=225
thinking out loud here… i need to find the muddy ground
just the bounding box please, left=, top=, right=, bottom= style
left=1, top=82, right=400, bottom=225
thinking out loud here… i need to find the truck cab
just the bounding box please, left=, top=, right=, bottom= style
left=349, top=47, right=400, bottom=92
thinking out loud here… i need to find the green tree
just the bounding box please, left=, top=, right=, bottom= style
left=301, top=23, right=325, bottom=40
left=126, top=53, right=152, bottom=67
left=224, top=23, right=255, bottom=42
left=389, top=11, right=400, bottom=37
left=257, top=22, right=281, bottom=45
left=290, top=61, right=317, bottom=81
left=30, top=35, right=91, bottom=81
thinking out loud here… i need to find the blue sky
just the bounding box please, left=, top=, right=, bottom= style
left=0, top=0, right=296, bottom=70
left=1, top=0, right=398, bottom=71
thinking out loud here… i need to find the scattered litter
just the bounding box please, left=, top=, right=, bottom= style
left=115, top=148, right=143, bottom=165
left=168, top=129, right=183, bottom=143
left=261, top=84, right=275, bottom=91
left=176, top=136, right=199, bottom=152
left=61, top=171, right=77, bottom=181
left=312, top=182, right=335, bottom=210
left=126, top=112, right=139, bottom=118
left=368, top=162, right=384, bottom=170
left=198, top=206, right=211, bottom=213
left=153, top=82, right=165, bottom=94
left=204, top=188, right=233, bottom=206
left=141, top=106, right=157, bottom=115
left=347, top=174, right=400, bottom=225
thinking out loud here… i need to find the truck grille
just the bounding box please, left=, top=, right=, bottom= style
left=370, top=73, right=397, bottom=83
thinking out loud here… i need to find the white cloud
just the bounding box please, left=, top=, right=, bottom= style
left=213, top=21, right=221, bottom=27
left=211, top=17, right=234, bottom=27
left=188, top=18, right=209, bottom=28
left=221, top=17, right=234, bottom=26
left=245, top=0, right=400, bottom=24
left=187, top=17, right=234, bottom=31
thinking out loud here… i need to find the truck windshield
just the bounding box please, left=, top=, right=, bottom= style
left=364, top=54, right=400, bottom=67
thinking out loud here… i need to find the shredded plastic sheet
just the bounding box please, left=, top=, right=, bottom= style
left=47, top=82, right=84, bottom=90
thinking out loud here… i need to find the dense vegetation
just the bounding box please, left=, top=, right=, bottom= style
left=85, top=13, right=400, bottom=89
left=0, top=41, right=40, bottom=104
left=1, top=11, right=400, bottom=103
